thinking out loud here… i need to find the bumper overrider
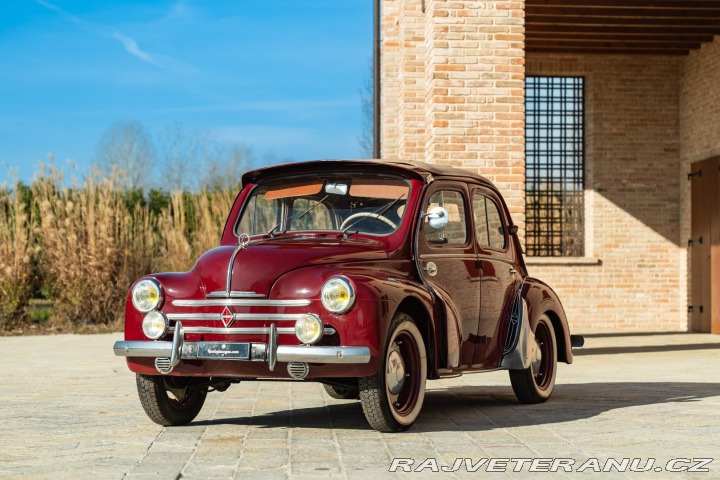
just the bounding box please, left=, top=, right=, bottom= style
left=114, top=321, right=371, bottom=375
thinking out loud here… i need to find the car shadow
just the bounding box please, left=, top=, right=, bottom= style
left=189, top=381, right=720, bottom=432
left=575, top=343, right=720, bottom=356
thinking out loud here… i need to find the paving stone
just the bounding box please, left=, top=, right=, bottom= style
left=1, top=332, right=719, bottom=478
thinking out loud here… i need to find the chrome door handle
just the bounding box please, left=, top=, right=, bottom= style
left=509, top=267, right=517, bottom=275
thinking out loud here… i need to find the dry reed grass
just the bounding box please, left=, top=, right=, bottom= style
left=0, top=164, right=236, bottom=331
left=0, top=186, right=34, bottom=329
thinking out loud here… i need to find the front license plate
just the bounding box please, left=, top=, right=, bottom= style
left=196, top=342, right=251, bottom=360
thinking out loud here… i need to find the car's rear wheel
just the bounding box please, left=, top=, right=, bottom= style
left=359, top=312, right=427, bottom=432
left=136, top=374, right=208, bottom=426
left=509, top=314, right=557, bottom=403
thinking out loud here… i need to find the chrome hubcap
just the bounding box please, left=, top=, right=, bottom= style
left=386, top=348, right=405, bottom=395
left=530, top=338, right=543, bottom=376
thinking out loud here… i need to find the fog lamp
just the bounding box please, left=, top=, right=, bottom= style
left=142, top=311, right=168, bottom=340
left=295, top=314, right=323, bottom=344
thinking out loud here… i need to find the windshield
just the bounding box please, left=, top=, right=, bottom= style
left=236, top=174, right=411, bottom=237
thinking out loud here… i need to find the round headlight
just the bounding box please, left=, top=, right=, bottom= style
left=132, top=279, right=163, bottom=313
left=142, top=311, right=168, bottom=340
left=295, top=314, right=324, bottom=344
left=320, top=277, right=356, bottom=314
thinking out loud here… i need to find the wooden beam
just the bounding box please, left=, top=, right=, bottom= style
left=527, top=6, right=720, bottom=19
left=528, top=39, right=702, bottom=50
left=525, top=32, right=713, bottom=45
left=526, top=24, right=720, bottom=36
left=527, top=32, right=715, bottom=43
left=526, top=46, right=690, bottom=55
left=526, top=0, right=720, bottom=8
left=527, top=15, right=720, bottom=26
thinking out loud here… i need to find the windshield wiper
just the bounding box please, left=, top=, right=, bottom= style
left=267, top=195, right=330, bottom=237
left=342, top=193, right=406, bottom=237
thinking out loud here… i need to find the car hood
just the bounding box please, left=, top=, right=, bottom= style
left=193, top=236, right=388, bottom=297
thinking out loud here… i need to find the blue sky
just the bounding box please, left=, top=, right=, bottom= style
left=0, top=0, right=372, bottom=186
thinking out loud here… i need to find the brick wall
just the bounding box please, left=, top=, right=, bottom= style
left=381, top=1, right=716, bottom=333
left=680, top=36, right=720, bottom=324
left=381, top=0, right=526, bottom=232
left=526, top=54, right=684, bottom=333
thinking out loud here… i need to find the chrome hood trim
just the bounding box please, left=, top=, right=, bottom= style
left=172, top=299, right=311, bottom=307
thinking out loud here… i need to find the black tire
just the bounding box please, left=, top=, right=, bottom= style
left=136, top=374, right=208, bottom=426
left=323, top=383, right=359, bottom=400
left=509, top=314, right=557, bottom=404
left=359, top=312, right=427, bottom=432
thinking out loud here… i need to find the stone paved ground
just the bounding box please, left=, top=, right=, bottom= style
left=0, top=332, right=719, bottom=479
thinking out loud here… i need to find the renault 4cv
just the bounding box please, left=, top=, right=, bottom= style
left=114, top=159, right=583, bottom=432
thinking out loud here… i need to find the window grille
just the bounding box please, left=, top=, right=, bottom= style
left=525, top=76, right=585, bottom=257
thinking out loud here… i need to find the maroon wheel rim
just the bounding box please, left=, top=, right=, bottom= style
left=386, top=330, right=421, bottom=417
left=533, top=321, right=554, bottom=391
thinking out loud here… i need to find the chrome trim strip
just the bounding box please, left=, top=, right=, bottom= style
left=276, top=346, right=371, bottom=364
left=114, top=341, right=172, bottom=357
left=167, top=313, right=222, bottom=321
left=268, top=324, right=278, bottom=371
left=172, top=299, right=312, bottom=307
left=166, top=313, right=308, bottom=322
left=418, top=253, right=477, bottom=259
left=206, top=291, right=265, bottom=299
left=113, top=341, right=370, bottom=365
left=169, top=320, right=183, bottom=369
left=226, top=234, right=249, bottom=297
left=179, top=326, right=336, bottom=336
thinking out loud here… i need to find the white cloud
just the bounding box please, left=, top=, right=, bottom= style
left=156, top=98, right=358, bottom=115
left=36, top=0, right=184, bottom=70
left=213, top=125, right=362, bottom=162
left=112, top=33, right=161, bottom=67
left=36, top=0, right=82, bottom=24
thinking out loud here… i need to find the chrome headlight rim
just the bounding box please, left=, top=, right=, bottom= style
left=295, top=313, right=324, bottom=345
left=142, top=311, right=168, bottom=340
left=320, top=276, right=356, bottom=314
left=131, top=278, right=164, bottom=313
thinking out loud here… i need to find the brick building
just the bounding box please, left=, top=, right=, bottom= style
left=378, top=0, right=720, bottom=333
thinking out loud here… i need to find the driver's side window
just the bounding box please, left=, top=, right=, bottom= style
left=423, top=190, right=467, bottom=244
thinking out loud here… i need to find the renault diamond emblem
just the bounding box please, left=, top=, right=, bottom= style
left=221, top=306, right=234, bottom=328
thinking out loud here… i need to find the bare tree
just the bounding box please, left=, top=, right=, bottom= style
left=357, top=58, right=374, bottom=158
left=158, top=122, right=203, bottom=192
left=96, top=121, right=156, bottom=190
left=200, top=143, right=253, bottom=192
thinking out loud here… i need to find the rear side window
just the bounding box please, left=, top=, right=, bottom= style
left=423, top=190, right=467, bottom=245
left=473, top=194, right=506, bottom=250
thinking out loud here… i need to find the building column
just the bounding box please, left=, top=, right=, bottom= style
left=423, top=0, right=526, bottom=230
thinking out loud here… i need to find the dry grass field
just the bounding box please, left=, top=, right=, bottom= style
left=0, top=165, right=236, bottom=333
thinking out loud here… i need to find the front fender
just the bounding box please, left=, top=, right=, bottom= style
left=270, top=262, right=434, bottom=372
left=124, top=270, right=204, bottom=341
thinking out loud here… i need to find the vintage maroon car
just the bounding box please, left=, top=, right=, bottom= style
left=114, top=159, right=583, bottom=432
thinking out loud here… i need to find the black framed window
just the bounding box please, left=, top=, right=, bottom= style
left=525, top=76, right=585, bottom=257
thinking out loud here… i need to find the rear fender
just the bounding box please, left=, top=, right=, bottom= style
left=520, top=277, right=574, bottom=364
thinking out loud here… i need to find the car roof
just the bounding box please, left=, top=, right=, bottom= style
left=241, top=159, right=495, bottom=187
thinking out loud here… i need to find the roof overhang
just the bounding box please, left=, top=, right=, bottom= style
left=526, top=0, right=720, bottom=55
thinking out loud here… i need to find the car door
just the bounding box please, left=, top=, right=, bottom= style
left=471, top=189, right=521, bottom=367
left=417, top=183, right=481, bottom=369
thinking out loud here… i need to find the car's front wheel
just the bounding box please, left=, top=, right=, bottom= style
left=136, top=374, right=208, bottom=426
left=509, top=314, right=557, bottom=403
left=359, top=312, right=427, bottom=432
left=323, top=381, right=359, bottom=400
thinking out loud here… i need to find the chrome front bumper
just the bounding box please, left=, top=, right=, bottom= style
left=114, top=321, right=371, bottom=374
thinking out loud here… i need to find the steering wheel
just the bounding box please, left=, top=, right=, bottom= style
left=340, top=212, right=398, bottom=231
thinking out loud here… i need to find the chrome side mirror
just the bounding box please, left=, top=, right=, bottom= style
left=423, top=206, right=449, bottom=229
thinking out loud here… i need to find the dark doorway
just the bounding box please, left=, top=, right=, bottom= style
left=690, top=156, right=720, bottom=334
